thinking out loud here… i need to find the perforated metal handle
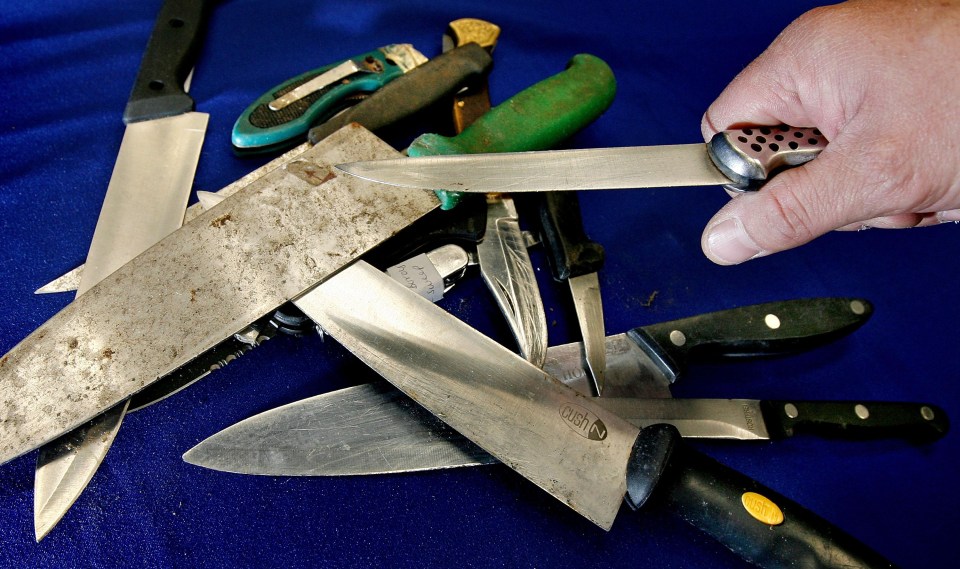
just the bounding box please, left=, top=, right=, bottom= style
left=708, top=126, right=827, bottom=191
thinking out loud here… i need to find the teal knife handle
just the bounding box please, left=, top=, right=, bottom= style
left=631, top=298, right=873, bottom=380
left=123, top=0, right=211, bottom=123
left=627, top=425, right=896, bottom=569
left=538, top=192, right=604, bottom=280
left=232, top=48, right=407, bottom=152
left=760, top=400, right=949, bottom=442
left=409, top=53, right=617, bottom=209
left=308, top=43, right=493, bottom=145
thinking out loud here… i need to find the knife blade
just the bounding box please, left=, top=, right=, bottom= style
left=292, top=261, right=895, bottom=568
left=0, top=53, right=621, bottom=467
left=335, top=125, right=827, bottom=194
left=34, top=0, right=212, bottom=541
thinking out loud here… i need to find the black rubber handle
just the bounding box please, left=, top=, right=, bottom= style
left=761, top=400, right=949, bottom=442
left=627, top=424, right=897, bottom=569
left=308, top=43, right=493, bottom=144
left=631, top=298, right=873, bottom=380
left=537, top=192, right=605, bottom=281
left=123, top=0, right=212, bottom=123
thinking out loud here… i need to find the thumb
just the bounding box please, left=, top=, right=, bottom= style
left=700, top=151, right=859, bottom=265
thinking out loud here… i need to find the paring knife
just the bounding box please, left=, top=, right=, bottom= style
left=335, top=125, right=827, bottom=195
left=34, top=0, right=212, bottom=541
left=184, top=297, right=948, bottom=476
left=292, top=261, right=897, bottom=568
left=442, top=18, right=548, bottom=366
left=232, top=44, right=427, bottom=153
left=0, top=54, right=618, bottom=467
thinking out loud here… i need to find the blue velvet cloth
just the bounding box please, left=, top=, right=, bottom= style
left=0, top=1, right=956, bottom=567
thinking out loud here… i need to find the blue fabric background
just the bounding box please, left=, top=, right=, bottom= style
left=0, top=1, right=956, bottom=567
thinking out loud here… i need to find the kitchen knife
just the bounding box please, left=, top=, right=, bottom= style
left=34, top=0, right=212, bottom=541
left=0, top=54, right=619, bottom=467
left=293, top=261, right=895, bottom=568
left=232, top=44, right=427, bottom=153
left=443, top=18, right=549, bottom=366
left=537, top=191, right=607, bottom=393
left=335, top=125, right=827, bottom=194
left=184, top=298, right=946, bottom=476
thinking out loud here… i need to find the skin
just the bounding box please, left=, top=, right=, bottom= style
left=700, top=0, right=960, bottom=265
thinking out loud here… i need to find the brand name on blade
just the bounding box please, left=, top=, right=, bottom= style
left=559, top=403, right=608, bottom=441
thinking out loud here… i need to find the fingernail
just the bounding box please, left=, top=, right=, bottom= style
left=938, top=209, right=960, bottom=222
left=705, top=217, right=763, bottom=265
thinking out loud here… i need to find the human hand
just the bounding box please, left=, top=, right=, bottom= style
left=700, top=0, right=960, bottom=265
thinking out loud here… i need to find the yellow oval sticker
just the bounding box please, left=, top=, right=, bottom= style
left=741, top=492, right=785, bottom=526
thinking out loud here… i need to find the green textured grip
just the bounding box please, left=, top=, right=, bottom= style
left=408, top=54, right=617, bottom=209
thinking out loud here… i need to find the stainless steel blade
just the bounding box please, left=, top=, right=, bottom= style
left=568, top=273, right=605, bottom=394
left=0, top=125, right=439, bottom=466
left=477, top=195, right=548, bottom=367
left=336, top=143, right=732, bottom=193
left=293, top=261, right=640, bottom=530
left=77, top=112, right=209, bottom=294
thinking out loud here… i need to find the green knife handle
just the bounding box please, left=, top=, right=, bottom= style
left=537, top=192, right=604, bottom=280
left=123, top=0, right=212, bottom=123
left=307, top=43, right=493, bottom=145
left=233, top=47, right=410, bottom=152
left=760, top=400, right=949, bottom=442
left=626, top=425, right=896, bottom=569
left=631, top=298, right=873, bottom=381
left=409, top=53, right=617, bottom=209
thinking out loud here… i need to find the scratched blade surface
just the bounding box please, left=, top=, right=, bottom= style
left=0, top=125, right=439, bottom=466
left=476, top=195, right=547, bottom=367
left=336, top=143, right=732, bottom=192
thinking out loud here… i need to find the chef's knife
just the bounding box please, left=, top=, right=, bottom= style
left=232, top=44, right=427, bottom=153
left=0, top=54, right=619, bottom=467
left=537, top=191, right=607, bottom=393
left=336, top=125, right=827, bottom=194
left=443, top=18, right=549, bottom=366
left=293, top=261, right=895, bottom=568
left=33, top=0, right=212, bottom=541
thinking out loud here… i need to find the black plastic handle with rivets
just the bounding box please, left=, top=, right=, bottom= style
left=708, top=125, right=827, bottom=191
left=760, top=400, right=949, bottom=442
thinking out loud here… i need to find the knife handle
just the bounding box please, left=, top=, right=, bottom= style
left=626, top=424, right=896, bottom=569
left=410, top=53, right=617, bottom=209
left=537, top=192, right=605, bottom=280
left=631, top=298, right=873, bottom=381
left=232, top=46, right=416, bottom=153
left=123, top=0, right=212, bottom=123
left=709, top=126, right=827, bottom=191
left=307, top=43, right=493, bottom=145
left=760, top=400, right=949, bottom=442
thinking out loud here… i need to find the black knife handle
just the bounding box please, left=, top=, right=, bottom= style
left=631, top=298, right=873, bottom=379
left=123, top=0, right=211, bottom=123
left=627, top=424, right=896, bottom=569
left=537, top=192, right=605, bottom=281
left=760, top=400, right=949, bottom=442
left=308, top=43, right=493, bottom=144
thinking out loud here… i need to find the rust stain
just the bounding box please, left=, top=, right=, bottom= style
left=210, top=214, right=232, bottom=228
left=68, top=338, right=79, bottom=349
left=286, top=160, right=335, bottom=186
left=190, top=289, right=198, bottom=303
left=102, top=348, right=115, bottom=359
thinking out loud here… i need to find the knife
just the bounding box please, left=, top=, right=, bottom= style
left=33, top=0, right=212, bottom=541
left=0, top=54, right=618, bottom=467
left=184, top=298, right=947, bottom=476
left=335, top=125, right=827, bottom=194
left=292, top=261, right=896, bottom=568
left=537, top=191, right=607, bottom=393
left=442, top=18, right=549, bottom=366
left=232, top=44, right=427, bottom=153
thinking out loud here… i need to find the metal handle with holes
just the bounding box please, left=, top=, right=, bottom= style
left=708, top=126, right=827, bottom=191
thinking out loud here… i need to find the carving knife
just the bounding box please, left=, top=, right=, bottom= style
left=0, top=54, right=619, bottom=467
left=335, top=125, right=827, bottom=194
left=292, top=261, right=897, bottom=568
left=442, top=18, right=549, bottom=366
left=33, top=0, right=212, bottom=541
left=184, top=297, right=948, bottom=476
